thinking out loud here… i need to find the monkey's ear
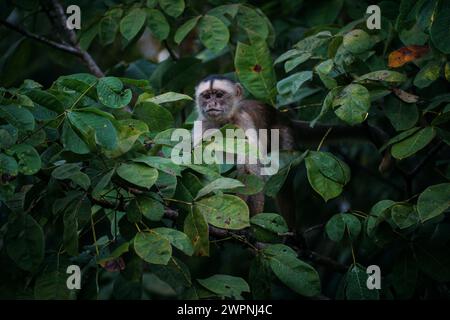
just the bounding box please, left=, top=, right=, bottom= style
left=235, top=83, right=243, bottom=98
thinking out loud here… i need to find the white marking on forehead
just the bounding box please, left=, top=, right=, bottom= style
left=196, top=79, right=236, bottom=95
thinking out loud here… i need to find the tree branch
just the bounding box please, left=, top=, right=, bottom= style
left=0, top=19, right=81, bottom=56
left=1, top=0, right=105, bottom=77
left=42, top=0, right=104, bottom=77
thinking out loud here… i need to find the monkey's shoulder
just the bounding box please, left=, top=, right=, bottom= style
left=236, top=100, right=289, bottom=129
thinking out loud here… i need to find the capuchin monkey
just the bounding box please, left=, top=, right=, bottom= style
left=194, top=75, right=389, bottom=229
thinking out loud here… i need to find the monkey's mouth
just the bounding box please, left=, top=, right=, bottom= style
left=205, top=108, right=223, bottom=116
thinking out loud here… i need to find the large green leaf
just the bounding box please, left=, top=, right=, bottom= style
left=198, top=15, right=230, bottom=53
left=235, top=36, right=277, bottom=104
left=96, top=77, right=132, bottom=109
left=305, top=151, right=350, bottom=201
left=120, top=8, right=146, bottom=41
left=99, top=14, right=119, bottom=45
left=116, top=163, right=158, bottom=189
left=333, top=84, right=370, bottom=125
left=5, top=215, right=44, bottom=271
left=174, top=16, right=201, bottom=44
left=104, top=119, right=148, bottom=158
left=34, top=270, right=73, bottom=300
left=61, top=120, right=90, bottom=154
left=195, top=194, right=249, bottom=230
left=67, top=110, right=118, bottom=150
left=133, top=155, right=182, bottom=176
left=6, top=144, right=41, bottom=175
left=133, top=102, right=173, bottom=132
left=184, top=207, right=210, bottom=257
left=384, top=96, right=418, bottom=131
left=195, top=177, right=244, bottom=199
left=343, top=29, right=372, bottom=54
left=159, top=0, right=185, bottom=18
left=250, top=213, right=288, bottom=234
left=325, top=213, right=361, bottom=242
left=417, top=183, right=450, bottom=222
left=264, top=245, right=320, bottom=297
left=134, top=231, right=172, bottom=265
left=127, top=194, right=164, bottom=222
left=345, top=264, right=379, bottom=300
left=197, top=274, right=250, bottom=299
left=146, top=9, right=170, bottom=40
left=0, top=104, right=35, bottom=131
left=430, top=1, right=450, bottom=53
left=391, top=127, right=435, bottom=160
left=152, top=227, right=194, bottom=256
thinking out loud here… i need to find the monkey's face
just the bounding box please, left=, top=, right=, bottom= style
left=198, top=89, right=234, bottom=120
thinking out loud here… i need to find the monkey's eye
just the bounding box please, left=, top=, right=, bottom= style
left=203, top=93, right=210, bottom=99
left=216, top=92, right=224, bottom=98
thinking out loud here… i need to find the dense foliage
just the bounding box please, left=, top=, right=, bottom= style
left=0, top=0, right=449, bottom=300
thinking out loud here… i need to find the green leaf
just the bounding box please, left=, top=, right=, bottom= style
left=391, top=203, right=419, bottom=229
left=133, top=102, right=173, bottom=132
left=343, top=29, right=372, bottom=54
left=0, top=125, right=17, bottom=150
left=236, top=6, right=268, bottom=40
left=358, top=70, right=407, bottom=83
left=99, top=15, right=119, bottom=45
left=391, top=127, right=435, bottom=160
left=185, top=207, right=210, bottom=257
left=265, top=247, right=320, bottom=297
left=134, top=231, right=172, bottom=265
left=417, top=183, right=450, bottom=222
left=305, top=151, right=350, bottom=201
left=92, top=169, right=115, bottom=198
left=61, top=120, right=90, bottom=154
left=250, top=213, right=288, bottom=234
left=384, top=96, right=418, bottom=131
left=195, top=194, right=249, bottom=230
left=174, top=16, right=201, bottom=44
left=345, top=264, right=379, bottom=300
left=414, top=61, right=441, bottom=88
left=104, top=119, right=148, bottom=158
left=198, top=15, right=230, bottom=53
left=97, top=77, right=132, bottom=109
left=127, top=195, right=164, bottom=222
left=6, top=144, right=41, bottom=175
left=197, top=275, right=249, bottom=299
left=430, top=1, right=450, bottom=53
left=63, top=195, right=90, bottom=256
left=277, top=71, right=313, bottom=96
left=52, top=163, right=91, bottom=190
left=120, top=8, right=146, bottom=41
left=24, top=89, right=64, bottom=114
left=152, top=227, right=194, bottom=256
left=325, top=213, right=361, bottom=242
left=159, top=0, right=185, bottom=18
left=195, top=177, right=244, bottom=199
left=235, top=36, right=276, bottom=104
left=145, top=92, right=193, bottom=104
left=34, top=270, right=72, bottom=300
left=5, top=214, right=44, bottom=271
left=333, top=84, right=370, bottom=125
left=366, top=199, right=395, bottom=238
left=0, top=104, right=35, bottom=131
left=117, top=163, right=158, bottom=189
left=67, top=111, right=118, bottom=150
left=0, top=153, right=18, bottom=176
left=146, top=9, right=170, bottom=41
left=133, top=155, right=182, bottom=176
